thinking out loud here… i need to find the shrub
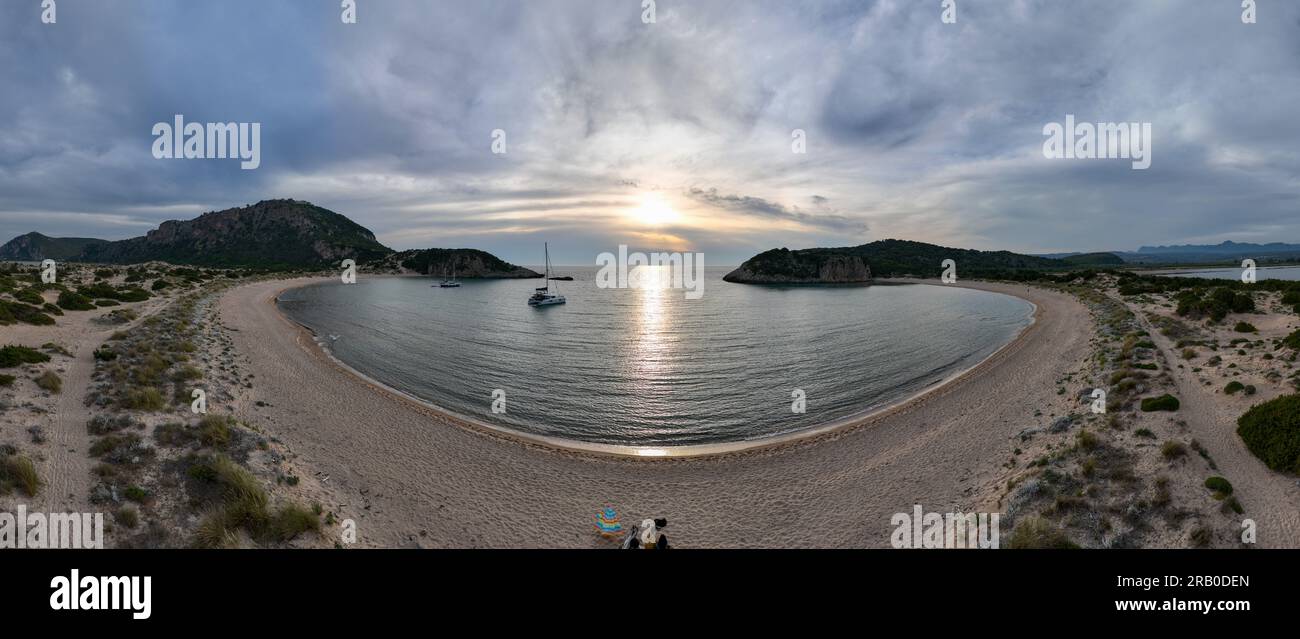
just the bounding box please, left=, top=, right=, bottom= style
left=1005, top=516, right=1078, bottom=549
left=1140, top=394, right=1180, bottom=412
left=1204, top=476, right=1233, bottom=496
left=1135, top=428, right=1156, bottom=439
left=271, top=503, right=321, bottom=541
left=1161, top=440, right=1187, bottom=460
left=0, top=374, right=14, bottom=387
left=1237, top=394, right=1300, bottom=473
left=1224, top=381, right=1245, bottom=395
left=1234, top=321, right=1258, bottom=333
left=154, top=422, right=195, bottom=447
left=115, top=506, right=140, bottom=529
left=93, top=347, right=117, bottom=361
left=56, top=290, right=95, bottom=311
left=33, top=370, right=62, bottom=393
left=1285, top=329, right=1300, bottom=351
left=1221, top=496, right=1244, bottom=514
left=87, top=414, right=141, bottom=435
left=120, top=387, right=166, bottom=411
left=0, top=454, right=42, bottom=496
left=13, top=288, right=43, bottom=304
left=1076, top=429, right=1099, bottom=451
left=198, top=415, right=233, bottom=448
left=0, top=345, right=51, bottom=367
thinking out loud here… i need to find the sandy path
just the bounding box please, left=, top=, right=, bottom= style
left=5, top=295, right=171, bottom=514
left=1130, top=306, right=1300, bottom=547
left=219, top=278, right=1091, bottom=548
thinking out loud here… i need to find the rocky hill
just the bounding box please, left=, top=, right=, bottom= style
left=377, top=248, right=540, bottom=279
left=74, top=200, right=393, bottom=269
left=0, top=232, right=109, bottom=261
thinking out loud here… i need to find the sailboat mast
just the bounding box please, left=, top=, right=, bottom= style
left=544, top=242, right=551, bottom=291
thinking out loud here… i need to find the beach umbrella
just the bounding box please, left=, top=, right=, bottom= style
left=594, top=507, right=623, bottom=537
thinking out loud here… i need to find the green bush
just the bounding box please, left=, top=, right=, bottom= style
left=1204, top=476, right=1233, bottom=495
left=1284, top=329, right=1300, bottom=351
left=0, top=301, right=54, bottom=325
left=56, top=290, right=95, bottom=311
left=13, top=288, right=44, bottom=305
left=0, top=374, right=14, bottom=387
left=1234, top=321, right=1257, bottom=333
left=1237, top=394, right=1300, bottom=473
left=1140, top=394, right=1180, bottom=412
left=0, top=345, right=51, bottom=368
left=1224, top=381, right=1246, bottom=395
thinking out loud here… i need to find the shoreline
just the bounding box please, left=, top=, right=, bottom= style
left=268, top=276, right=1040, bottom=459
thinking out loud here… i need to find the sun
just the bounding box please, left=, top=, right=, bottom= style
left=630, top=194, right=682, bottom=226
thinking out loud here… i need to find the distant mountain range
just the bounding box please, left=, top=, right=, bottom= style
left=0, top=199, right=537, bottom=276
left=1041, top=242, right=1300, bottom=265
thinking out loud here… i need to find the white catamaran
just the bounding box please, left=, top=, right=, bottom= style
left=528, top=242, right=566, bottom=306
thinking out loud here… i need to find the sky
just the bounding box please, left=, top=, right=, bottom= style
left=1, top=0, right=1298, bottom=265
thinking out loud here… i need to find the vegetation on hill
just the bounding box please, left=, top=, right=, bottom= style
left=725, top=239, right=1072, bottom=283
left=1061, top=252, right=1125, bottom=266
left=383, top=248, right=541, bottom=279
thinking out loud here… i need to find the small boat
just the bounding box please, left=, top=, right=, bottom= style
left=437, top=264, right=461, bottom=288
left=528, top=242, right=566, bottom=306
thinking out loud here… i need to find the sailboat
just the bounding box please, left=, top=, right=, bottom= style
left=439, top=263, right=461, bottom=288
left=528, top=242, right=566, bottom=306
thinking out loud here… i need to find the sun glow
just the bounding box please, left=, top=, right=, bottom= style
left=630, top=194, right=682, bottom=226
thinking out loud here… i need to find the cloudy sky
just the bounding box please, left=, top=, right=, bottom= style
left=1, top=0, right=1298, bottom=265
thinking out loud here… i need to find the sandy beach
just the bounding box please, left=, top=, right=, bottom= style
left=217, top=277, right=1092, bottom=548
